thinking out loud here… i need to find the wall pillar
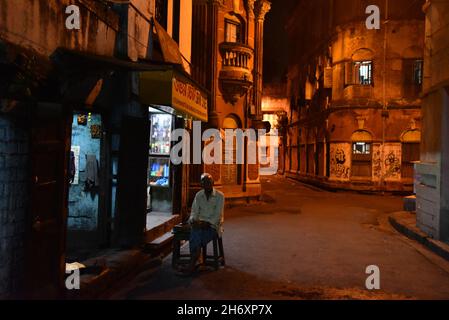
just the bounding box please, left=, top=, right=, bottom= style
left=253, top=0, right=271, bottom=120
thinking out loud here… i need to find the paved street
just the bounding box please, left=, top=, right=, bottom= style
left=107, top=176, right=449, bottom=300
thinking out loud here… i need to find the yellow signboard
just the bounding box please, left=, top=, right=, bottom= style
left=139, top=68, right=208, bottom=122
left=172, top=76, right=208, bottom=122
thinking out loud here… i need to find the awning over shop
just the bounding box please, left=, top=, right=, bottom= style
left=139, top=68, right=208, bottom=122
left=153, top=19, right=184, bottom=67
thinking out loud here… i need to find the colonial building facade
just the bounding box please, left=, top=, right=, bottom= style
left=284, top=0, right=425, bottom=192
left=190, top=0, right=271, bottom=202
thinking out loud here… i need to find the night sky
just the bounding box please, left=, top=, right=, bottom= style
left=263, top=0, right=298, bottom=85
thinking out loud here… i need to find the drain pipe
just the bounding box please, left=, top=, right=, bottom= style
left=380, top=0, right=389, bottom=193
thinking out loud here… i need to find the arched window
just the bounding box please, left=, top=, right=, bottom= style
left=351, top=130, right=373, bottom=178
left=345, top=48, right=375, bottom=86
left=223, top=114, right=241, bottom=129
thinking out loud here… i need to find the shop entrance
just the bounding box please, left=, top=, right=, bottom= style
left=66, top=112, right=104, bottom=260
left=146, top=108, right=175, bottom=231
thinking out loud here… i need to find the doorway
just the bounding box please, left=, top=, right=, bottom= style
left=146, top=109, right=175, bottom=231
left=66, top=112, right=104, bottom=261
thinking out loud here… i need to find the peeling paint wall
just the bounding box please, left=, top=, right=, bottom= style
left=0, top=0, right=118, bottom=58
left=126, top=0, right=192, bottom=68
left=331, top=21, right=424, bottom=105
left=68, top=113, right=102, bottom=231
left=127, top=0, right=154, bottom=61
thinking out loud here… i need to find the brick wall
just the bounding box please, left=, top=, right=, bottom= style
left=0, top=115, right=29, bottom=297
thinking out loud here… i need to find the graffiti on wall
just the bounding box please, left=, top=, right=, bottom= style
left=372, top=145, right=382, bottom=180
left=384, top=151, right=401, bottom=179
left=372, top=143, right=402, bottom=181
left=330, top=143, right=351, bottom=181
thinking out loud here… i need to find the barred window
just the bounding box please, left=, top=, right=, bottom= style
left=352, top=142, right=372, bottom=177
left=354, top=61, right=373, bottom=85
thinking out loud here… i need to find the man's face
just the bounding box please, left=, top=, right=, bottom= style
left=202, top=179, right=213, bottom=193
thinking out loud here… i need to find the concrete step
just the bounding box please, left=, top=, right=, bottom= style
left=144, top=214, right=181, bottom=243
left=150, top=232, right=173, bottom=246
left=143, top=232, right=174, bottom=256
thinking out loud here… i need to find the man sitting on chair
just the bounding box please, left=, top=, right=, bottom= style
left=182, top=173, right=224, bottom=275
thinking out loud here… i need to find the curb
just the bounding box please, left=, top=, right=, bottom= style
left=389, top=213, right=449, bottom=262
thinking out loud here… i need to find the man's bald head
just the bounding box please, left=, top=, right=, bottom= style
left=201, top=173, right=214, bottom=194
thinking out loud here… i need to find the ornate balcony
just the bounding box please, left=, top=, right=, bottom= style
left=218, top=42, right=254, bottom=104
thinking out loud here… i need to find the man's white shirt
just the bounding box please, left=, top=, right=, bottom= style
left=189, top=188, right=225, bottom=236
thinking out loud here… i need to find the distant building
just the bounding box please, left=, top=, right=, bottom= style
left=284, top=0, right=425, bottom=192
left=415, top=0, right=449, bottom=241
left=261, top=83, right=289, bottom=174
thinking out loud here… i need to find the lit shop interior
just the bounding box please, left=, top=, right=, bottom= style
left=146, top=107, right=183, bottom=230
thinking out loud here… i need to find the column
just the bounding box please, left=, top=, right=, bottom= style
left=254, top=0, right=271, bottom=120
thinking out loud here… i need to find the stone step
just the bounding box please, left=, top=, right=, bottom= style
left=150, top=232, right=174, bottom=246
left=143, top=232, right=174, bottom=256
left=144, top=214, right=181, bottom=243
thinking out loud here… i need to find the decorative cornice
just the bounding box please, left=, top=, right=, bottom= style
left=246, top=0, right=256, bottom=18
left=208, top=0, right=225, bottom=6
left=255, top=0, right=271, bottom=21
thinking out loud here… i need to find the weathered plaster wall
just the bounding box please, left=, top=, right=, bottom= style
left=0, top=0, right=118, bottom=58
left=127, top=0, right=154, bottom=61
left=68, top=113, right=102, bottom=231
left=331, top=20, right=424, bottom=105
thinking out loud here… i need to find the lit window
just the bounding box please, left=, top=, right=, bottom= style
left=225, top=20, right=241, bottom=43
left=354, top=61, right=373, bottom=85
left=353, top=142, right=371, bottom=155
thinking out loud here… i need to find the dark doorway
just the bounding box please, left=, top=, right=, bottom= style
left=114, top=116, right=149, bottom=247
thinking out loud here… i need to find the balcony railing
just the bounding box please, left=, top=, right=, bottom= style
left=218, top=42, right=254, bottom=104
left=220, top=42, right=253, bottom=70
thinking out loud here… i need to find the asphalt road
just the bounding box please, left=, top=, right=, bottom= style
left=107, top=176, right=449, bottom=300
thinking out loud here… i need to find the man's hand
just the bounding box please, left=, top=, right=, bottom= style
left=188, top=217, right=198, bottom=225
left=191, top=220, right=211, bottom=229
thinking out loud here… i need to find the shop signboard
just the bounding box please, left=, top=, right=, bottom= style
left=139, top=68, right=208, bottom=122
left=172, top=76, right=208, bottom=122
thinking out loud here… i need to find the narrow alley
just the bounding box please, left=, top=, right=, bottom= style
left=2, top=0, right=449, bottom=305
left=105, top=176, right=449, bottom=300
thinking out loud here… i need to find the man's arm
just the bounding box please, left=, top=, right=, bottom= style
left=188, top=193, right=200, bottom=223
left=211, top=193, right=224, bottom=229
